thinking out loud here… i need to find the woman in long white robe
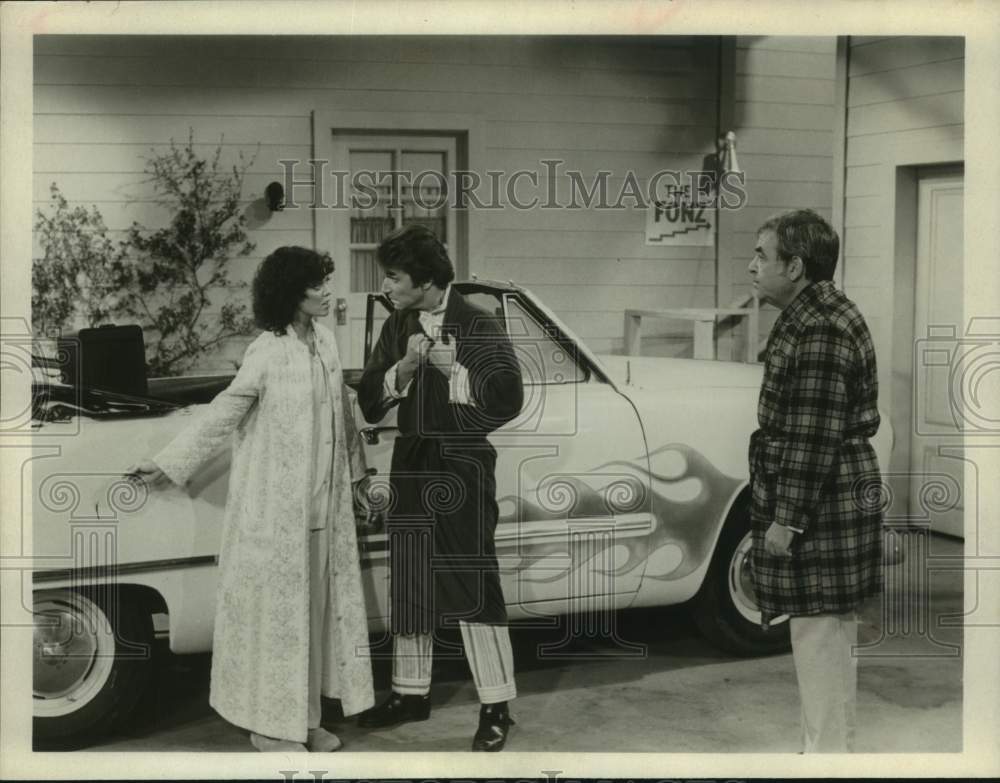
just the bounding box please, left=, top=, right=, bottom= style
left=129, top=247, right=374, bottom=752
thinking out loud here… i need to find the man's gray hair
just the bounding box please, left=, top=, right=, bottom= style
left=758, top=209, right=839, bottom=282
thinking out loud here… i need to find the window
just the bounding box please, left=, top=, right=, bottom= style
left=342, top=138, right=457, bottom=293
left=504, top=297, right=587, bottom=385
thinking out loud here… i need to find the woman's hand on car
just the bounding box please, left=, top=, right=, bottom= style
left=125, top=459, right=171, bottom=489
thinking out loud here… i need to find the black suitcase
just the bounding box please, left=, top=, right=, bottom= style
left=58, top=324, right=148, bottom=397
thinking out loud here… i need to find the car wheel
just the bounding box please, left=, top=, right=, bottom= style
left=690, top=502, right=791, bottom=656
left=33, top=588, right=154, bottom=742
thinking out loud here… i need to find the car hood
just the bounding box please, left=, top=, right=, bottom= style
left=32, top=405, right=230, bottom=568
left=595, top=354, right=764, bottom=391
left=593, top=355, right=761, bottom=482
left=595, top=353, right=893, bottom=487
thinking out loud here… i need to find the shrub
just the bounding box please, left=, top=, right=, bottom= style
left=32, top=185, right=133, bottom=338
left=33, top=132, right=260, bottom=375
left=120, top=132, right=258, bottom=376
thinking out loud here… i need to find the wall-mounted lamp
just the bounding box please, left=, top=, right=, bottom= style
left=698, top=131, right=742, bottom=206
left=719, top=130, right=740, bottom=175
left=265, top=181, right=285, bottom=212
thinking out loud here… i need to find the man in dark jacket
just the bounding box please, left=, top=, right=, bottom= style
left=747, top=209, right=883, bottom=753
left=357, top=224, right=523, bottom=751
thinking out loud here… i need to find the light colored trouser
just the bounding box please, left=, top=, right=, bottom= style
left=790, top=612, right=859, bottom=753
left=391, top=623, right=517, bottom=704
left=307, top=525, right=330, bottom=730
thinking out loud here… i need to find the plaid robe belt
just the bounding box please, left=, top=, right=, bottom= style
left=749, top=280, right=884, bottom=624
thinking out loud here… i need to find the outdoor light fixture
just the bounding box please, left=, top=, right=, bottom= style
left=720, top=130, right=740, bottom=175
left=265, top=181, right=285, bottom=211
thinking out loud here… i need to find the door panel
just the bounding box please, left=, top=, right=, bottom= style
left=322, top=134, right=457, bottom=368
left=911, top=168, right=964, bottom=537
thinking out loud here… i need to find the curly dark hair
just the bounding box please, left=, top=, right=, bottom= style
left=376, top=223, right=454, bottom=287
left=252, top=246, right=335, bottom=333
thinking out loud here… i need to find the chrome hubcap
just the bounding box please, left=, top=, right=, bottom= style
left=33, top=591, right=115, bottom=717
left=727, top=532, right=789, bottom=627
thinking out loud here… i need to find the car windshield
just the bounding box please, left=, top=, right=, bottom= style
left=31, top=356, right=180, bottom=423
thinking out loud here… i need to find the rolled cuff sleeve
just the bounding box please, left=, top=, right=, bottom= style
left=383, top=361, right=413, bottom=401
left=449, top=361, right=476, bottom=407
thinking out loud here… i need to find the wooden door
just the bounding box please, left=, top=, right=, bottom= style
left=320, top=134, right=457, bottom=369
left=910, top=167, right=964, bottom=537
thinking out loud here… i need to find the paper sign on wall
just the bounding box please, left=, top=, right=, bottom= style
left=646, top=185, right=715, bottom=246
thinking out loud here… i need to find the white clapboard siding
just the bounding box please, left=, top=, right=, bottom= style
left=841, top=36, right=964, bottom=400
left=34, top=54, right=717, bottom=103
left=842, top=226, right=884, bottom=259
left=736, top=46, right=837, bottom=80
left=487, top=123, right=715, bottom=153
left=846, top=124, right=964, bottom=168
left=844, top=163, right=882, bottom=198
left=34, top=35, right=839, bottom=370
left=847, top=37, right=964, bottom=77
left=32, top=172, right=309, bottom=205
left=735, top=74, right=836, bottom=106
left=483, top=228, right=714, bottom=262
left=737, top=102, right=837, bottom=132
left=729, top=205, right=834, bottom=235
left=30, top=199, right=315, bottom=233
left=730, top=36, right=837, bottom=349
left=848, top=58, right=965, bottom=107
left=34, top=36, right=714, bottom=78
left=33, top=35, right=719, bottom=371
left=724, top=127, right=834, bottom=157
left=843, top=255, right=893, bottom=290
left=34, top=143, right=311, bottom=174
left=33, top=34, right=706, bottom=69
left=484, top=149, right=709, bottom=179
left=34, top=113, right=311, bottom=145
left=31, top=230, right=313, bottom=264
left=736, top=153, right=835, bottom=183
left=846, top=92, right=964, bottom=138
left=36, top=84, right=721, bottom=126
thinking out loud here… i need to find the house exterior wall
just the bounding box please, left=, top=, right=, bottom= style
left=726, top=35, right=838, bottom=345
left=34, top=34, right=840, bottom=372
left=839, top=36, right=965, bottom=481
left=842, top=35, right=964, bottom=384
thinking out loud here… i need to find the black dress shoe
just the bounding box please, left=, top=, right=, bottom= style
left=471, top=702, right=515, bottom=751
left=357, top=692, right=431, bottom=728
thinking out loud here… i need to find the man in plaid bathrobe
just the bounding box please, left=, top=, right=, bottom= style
left=748, top=209, right=883, bottom=753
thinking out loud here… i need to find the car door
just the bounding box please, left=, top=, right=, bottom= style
left=323, top=134, right=458, bottom=369
left=350, top=284, right=654, bottom=627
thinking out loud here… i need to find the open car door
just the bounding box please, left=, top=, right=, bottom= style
left=350, top=282, right=655, bottom=631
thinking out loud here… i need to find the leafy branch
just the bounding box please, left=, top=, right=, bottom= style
left=33, top=133, right=260, bottom=375
left=32, top=186, right=133, bottom=338
left=118, top=131, right=258, bottom=376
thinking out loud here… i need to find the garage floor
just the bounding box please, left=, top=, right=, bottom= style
left=64, top=533, right=962, bottom=754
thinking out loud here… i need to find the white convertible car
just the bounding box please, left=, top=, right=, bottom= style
left=30, top=280, right=892, bottom=741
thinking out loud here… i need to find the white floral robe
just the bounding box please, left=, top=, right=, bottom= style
left=154, top=323, right=374, bottom=742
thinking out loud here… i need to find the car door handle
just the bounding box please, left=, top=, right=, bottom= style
left=360, top=426, right=395, bottom=445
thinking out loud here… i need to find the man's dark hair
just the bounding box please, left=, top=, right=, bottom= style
left=758, top=209, right=839, bottom=282
left=252, top=246, right=334, bottom=334
left=376, top=224, right=455, bottom=288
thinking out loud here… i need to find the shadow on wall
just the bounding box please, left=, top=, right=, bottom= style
left=242, top=198, right=273, bottom=231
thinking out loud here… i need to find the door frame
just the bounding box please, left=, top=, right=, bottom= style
left=312, top=108, right=485, bottom=282
left=324, top=132, right=461, bottom=364
left=311, top=110, right=484, bottom=366
left=906, top=166, right=964, bottom=536
left=886, top=146, right=964, bottom=523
